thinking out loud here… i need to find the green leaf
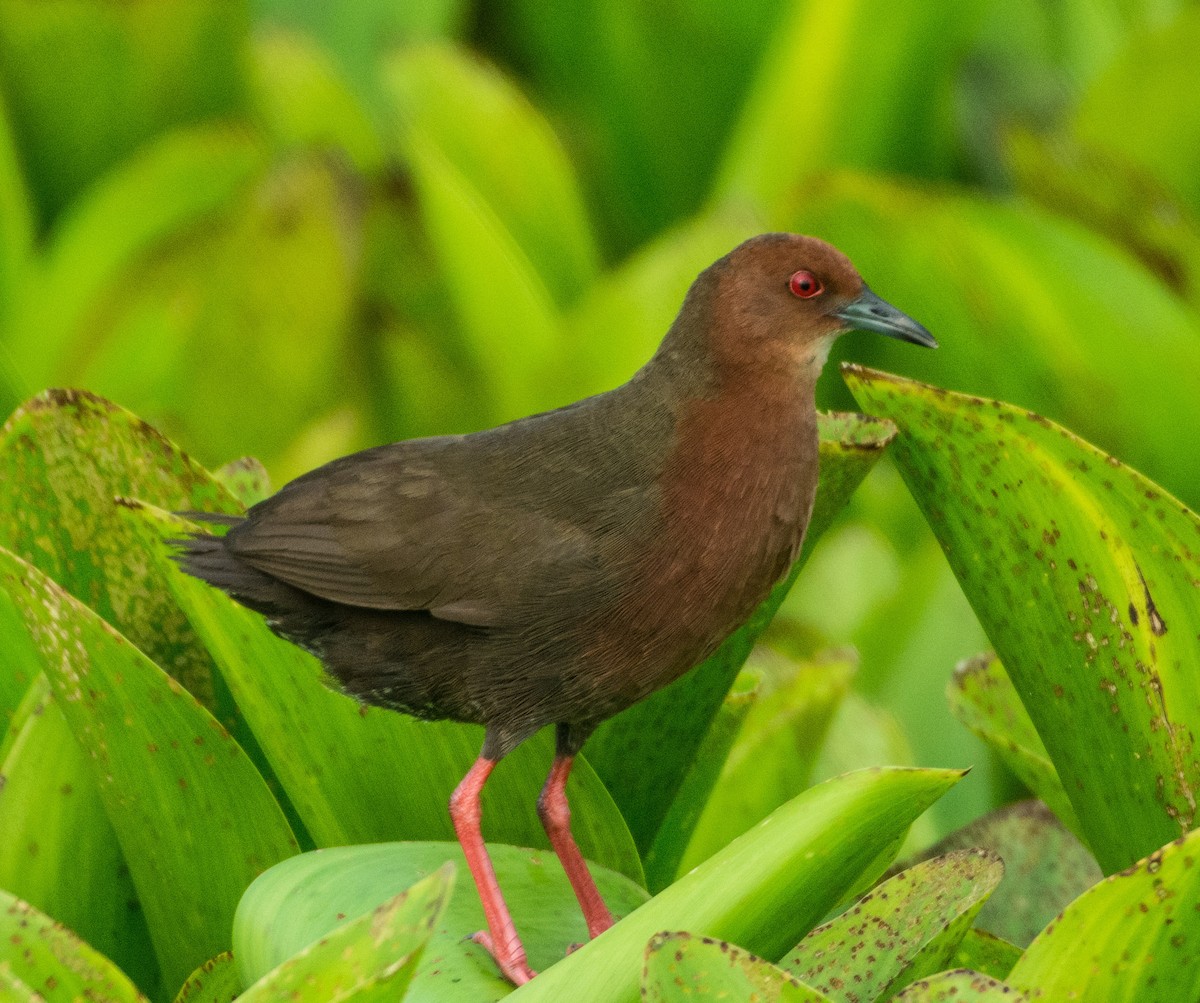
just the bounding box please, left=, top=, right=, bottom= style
left=893, top=970, right=1027, bottom=1002
left=714, top=0, right=988, bottom=215
left=382, top=44, right=598, bottom=308
left=174, top=954, right=240, bottom=1003
left=793, top=173, right=1200, bottom=510
left=909, top=800, right=1102, bottom=948
left=238, top=866, right=453, bottom=1003
left=947, top=655, right=1080, bottom=836
left=510, top=767, right=963, bottom=1003
left=0, top=390, right=240, bottom=704
left=484, top=2, right=784, bottom=254
left=678, top=653, right=852, bottom=874
left=845, top=366, right=1200, bottom=874
left=379, top=50, right=570, bottom=426
left=0, top=0, right=248, bottom=222
left=2, top=126, right=266, bottom=397
left=586, top=411, right=895, bottom=858
left=0, top=545, right=298, bottom=993
left=0, top=87, right=33, bottom=335
left=1072, top=7, right=1200, bottom=216
left=0, top=889, right=146, bottom=1003
left=0, top=675, right=157, bottom=995
left=782, top=849, right=1004, bottom=1000
left=1008, top=827, right=1200, bottom=1001
left=949, top=930, right=1022, bottom=982
left=212, top=457, right=272, bottom=510
left=0, top=967, right=36, bottom=1002
left=142, top=506, right=642, bottom=885
left=248, top=28, right=385, bottom=174
left=642, top=673, right=757, bottom=891
left=642, top=933, right=832, bottom=1002
left=232, top=842, right=650, bottom=1001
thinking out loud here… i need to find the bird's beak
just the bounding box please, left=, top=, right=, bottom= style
left=833, top=286, right=938, bottom=348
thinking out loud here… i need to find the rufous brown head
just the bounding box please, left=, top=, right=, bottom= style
left=701, top=233, right=936, bottom=372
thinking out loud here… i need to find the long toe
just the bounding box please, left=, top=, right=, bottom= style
left=471, top=930, right=536, bottom=985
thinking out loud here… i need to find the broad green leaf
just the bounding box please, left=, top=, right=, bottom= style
left=783, top=849, right=1004, bottom=1000
left=1073, top=7, right=1200, bottom=216
left=238, top=866, right=453, bottom=1003
left=894, top=970, right=1027, bottom=1002
left=844, top=366, right=1200, bottom=873
left=3, top=126, right=266, bottom=395
left=1008, top=828, right=1200, bottom=1001
left=0, top=390, right=240, bottom=705
left=949, top=930, right=1022, bottom=982
left=642, top=672, right=757, bottom=891
left=249, top=29, right=385, bottom=174
left=0, top=967, right=36, bottom=1002
left=0, top=546, right=298, bottom=993
left=0, top=575, right=40, bottom=729
left=141, top=505, right=642, bottom=884
left=0, top=0, right=248, bottom=222
left=174, top=954, right=240, bottom=1003
left=233, top=842, right=649, bottom=1002
left=0, top=675, right=157, bottom=995
left=947, top=655, right=1080, bottom=835
left=714, top=0, right=988, bottom=216
left=511, top=767, right=963, bottom=1003
left=382, top=44, right=598, bottom=308
left=380, top=52, right=568, bottom=426
left=643, top=933, right=832, bottom=1002
left=679, top=653, right=852, bottom=874
left=0, top=889, right=146, bottom=1003
left=587, top=411, right=895, bottom=858
left=68, top=153, right=360, bottom=469
left=249, top=0, right=466, bottom=103
left=793, top=173, right=1200, bottom=510
left=909, top=801, right=1101, bottom=948
left=1006, top=129, right=1200, bottom=312
left=0, top=89, right=32, bottom=335
left=485, top=1, right=784, bottom=254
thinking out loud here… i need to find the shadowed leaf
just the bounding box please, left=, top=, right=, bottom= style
left=894, top=969, right=1027, bottom=1002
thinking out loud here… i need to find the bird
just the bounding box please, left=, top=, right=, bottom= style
left=175, top=233, right=935, bottom=985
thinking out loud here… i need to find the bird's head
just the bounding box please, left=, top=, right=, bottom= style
left=698, top=233, right=936, bottom=374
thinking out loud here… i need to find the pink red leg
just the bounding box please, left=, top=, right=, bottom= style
left=449, top=757, right=535, bottom=985
left=537, top=754, right=615, bottom=939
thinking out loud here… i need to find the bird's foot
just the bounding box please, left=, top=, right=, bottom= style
left=471, top=930, right=536, bottom=985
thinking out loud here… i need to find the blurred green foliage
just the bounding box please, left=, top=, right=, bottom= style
left=0, top=0, right=1198, bottom=998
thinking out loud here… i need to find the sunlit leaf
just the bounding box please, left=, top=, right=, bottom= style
left=0, top=889, right=147, bottom=1003
left=679, top=653, right=852, bottom=874
left=783, top=849, right=1004, bottom=1000
left=0, top=545, right=297, bottom=992
left=715, top=0, right=988, bottom=215
left=238, top=866, right=453, bottom=1003
left=949, top=930, right=1022, bottom=982
left=0, top=0, right=248, bottom=222
left=511, top=768, right=963, bottom=1002
left=1008, top=828, right=1200, bottom=1001
left=894, top=969, right=1027, bottom=1002
left=643, top=933, right=832, bottom=1002
left=233, top=842, right=649, bottom=1002
left=174, top=954, right=239, bottom=1003
left=382, top=44, right=598, bottom=308
left=845, top=366, right=1200, bottom=873
left=0, top=675, right=157, bottom=995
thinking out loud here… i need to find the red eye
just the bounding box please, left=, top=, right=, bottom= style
left=788, top=270, right=823, bottom=298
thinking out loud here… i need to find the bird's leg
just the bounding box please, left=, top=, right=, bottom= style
left=449, top=756, right=535, bottom=985
left=537, top=742, right=615, bottom=939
